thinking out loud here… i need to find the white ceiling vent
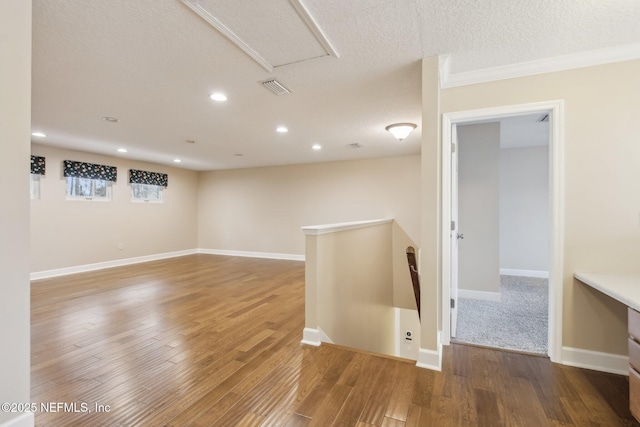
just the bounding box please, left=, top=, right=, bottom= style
left=260, top=79, right=293, bottom=95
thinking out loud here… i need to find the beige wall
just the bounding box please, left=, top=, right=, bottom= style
left=198, top=155, right=421, bottom=255
left=0, top=0, right=32, bottom=424
left=425, top=58, right=640, bottom=356
left=500, top=145, right=549, bottom=272
left=30, top=144, right=198, bottom=272
left=306, top=223, right=396, bottom=356
left=458, top=123, right=501, bottom=293
left=419, top=56, right=442, bottom=354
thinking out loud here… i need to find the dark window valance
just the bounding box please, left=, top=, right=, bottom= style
left=31, top=155, right=46, bottom=175
left=63, top=160, right=117, bottom=182
left=129, top=169, right=168, bottom=188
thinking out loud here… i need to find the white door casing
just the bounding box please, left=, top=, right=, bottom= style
left=450, top=124, right=459, bottom=338
left=440, top=100, right=564, bottom=364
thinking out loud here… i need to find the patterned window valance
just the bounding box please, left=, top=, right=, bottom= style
left=129, top=169, right=168, bottom=188
left=63, top=160, right=117, bottom=182
left=31, top=155, right=46, bottom=175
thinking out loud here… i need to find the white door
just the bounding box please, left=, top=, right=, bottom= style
left=451, top=124, right=459, bottom=338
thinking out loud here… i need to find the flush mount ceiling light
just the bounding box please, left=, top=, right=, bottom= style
left=102, top=116, right=119, bottom=123
left=210, top=92, right=227, bottom=102
left=173, top=159, right=182, bottom=163
left=276, top=126, right=288, bottom=133
left=385, top=123, right=417, bottom=141
left=31, top=132, right=46, bottom=138
left=312, top=144, right=322, bottom=150
left=117, top=148, right=128, bottom=153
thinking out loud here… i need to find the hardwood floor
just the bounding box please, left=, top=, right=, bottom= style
left=31, top=254, right=638, bottom=426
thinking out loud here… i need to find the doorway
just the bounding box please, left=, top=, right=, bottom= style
left=440, top=101, right=564, bottom=363
left=452, top=116, right=550, bottom=354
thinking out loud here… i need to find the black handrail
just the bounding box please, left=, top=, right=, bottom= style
left=406, top=246, right=420, bottom=319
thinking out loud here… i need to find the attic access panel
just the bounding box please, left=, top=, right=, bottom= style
left=181, top=0, right=339, bottom=72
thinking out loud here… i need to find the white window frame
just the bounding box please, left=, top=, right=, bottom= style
left=65, top=176, right=112, bottom=201
left=30, top=173, right=41, bottom=200
left=131, top=183, right=164, bottom=203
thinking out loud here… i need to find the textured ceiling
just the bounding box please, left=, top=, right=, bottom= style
left=31, top=0, right=640, bottom=170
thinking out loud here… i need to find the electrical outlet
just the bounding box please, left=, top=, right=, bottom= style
left=118, top=243, right=124, bottom=250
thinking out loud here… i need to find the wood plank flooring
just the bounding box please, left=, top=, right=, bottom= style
left=31, top=254, right=639, bottom=426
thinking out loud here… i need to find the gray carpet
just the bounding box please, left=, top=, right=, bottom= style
left=454, top=275, right=548, bottom=354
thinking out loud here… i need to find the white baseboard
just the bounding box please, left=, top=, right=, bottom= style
left=500, top=269, right=549, bottom=279
left=0, top=412, right=34, bottom=427
left=458, top=289, right=501, bottom=302
left=416, top=332, right=442, bottom=371
left=562, top=346, right=629, bottom=376
left=31, top=248, right=303, bottom=281
left=198, top=248, right=304, bottom=261
left=301, top=327, right=333, bottom=347
left=301, top=328, right=321, bottom=346
left=30, top=249, right=198, bottom=280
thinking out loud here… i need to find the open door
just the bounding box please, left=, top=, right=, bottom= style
left=450, top=124, right=459, bottom=338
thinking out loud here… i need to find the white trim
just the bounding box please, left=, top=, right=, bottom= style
left=180, top=0, right=273, bottom=72
left=301, top=218, right=393, bottom=236
left=182, top=0, right=338, bottom=72
left=287, top=0, right=339, bottom=60
left=441, top=100, right=564, bottom=363
left=301, top=327, right=321, bottom=346
left=416, top=334, right=442, bottom=371
left=500, top=269, right=549, bottom=279
left=198, top=248, right=304, bottom=261
left=0, top=412, right=34, bottom=427
left=30, top=249, right=197, bottom=280
left=440, top=43, right=640, bottom=88
left=300, top=326, right=333, bottom=347
left=458, top=289, right=501, bottom=302
left=562, top=346, right=629, bottom=376
left=394, top=307, right=401, bottom=357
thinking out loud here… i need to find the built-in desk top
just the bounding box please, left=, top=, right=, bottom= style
left=574, top=272, right=640, bottom=312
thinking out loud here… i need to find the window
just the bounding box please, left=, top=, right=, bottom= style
left=129, top=169, right=168, bottom=203
left=30, top=155, right=45, bottom=199
left=63, top=160, right=117, bottom=201
left=30, top=174, right=41, bottom=199
left=66, top=176, right=112, bottom=201
left=131, top=183, right=164, bottom=203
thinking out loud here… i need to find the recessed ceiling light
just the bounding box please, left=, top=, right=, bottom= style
left=31, top=132, right=46, bottom=138
left=210, top=93, right=227, bottom=102
left=102, top=116, right=119, bottom=123
left=173, top=159, right=182, bottom=163
left=276, top=126, right=288, bottom=133
left=185, top=140, right=196, bottom=144
left=117, top=148, right=128, bottom=153
left=312, top=144, right=322, bottom=150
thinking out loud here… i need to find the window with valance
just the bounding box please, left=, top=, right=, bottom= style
left=129, top=169, right=167, bottom=203
left=63, top=160, right=117, bottom=182
left=129, top=169, right=168, bottom=187
left=63, top=160, right=117, bottom=201
left=31, top=155, right=46, bottom=175
left=30, top=155, right=45, bottom=199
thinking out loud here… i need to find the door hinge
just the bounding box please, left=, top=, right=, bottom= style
left=451, top=220, right=456, bottom=231
left=450, top=298, right=455, bottom=309
left=451, top=143, right=456, bottom=153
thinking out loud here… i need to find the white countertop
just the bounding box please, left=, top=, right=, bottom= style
left=574, top=272, right=640, bottom=312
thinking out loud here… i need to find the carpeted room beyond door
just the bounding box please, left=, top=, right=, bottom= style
left=454, top=275, right=548, bottom=354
